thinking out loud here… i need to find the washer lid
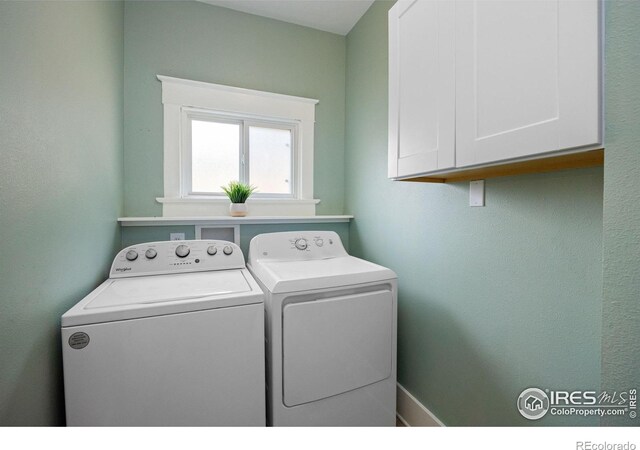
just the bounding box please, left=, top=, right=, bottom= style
left=62, top=269, right=263, bottom=327
left=249, top=256, right=396, bottom=293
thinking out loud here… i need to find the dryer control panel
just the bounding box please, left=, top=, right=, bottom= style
left=110, top=240, right=245, bottom=278
left=248, top=231, right=348, bottom=264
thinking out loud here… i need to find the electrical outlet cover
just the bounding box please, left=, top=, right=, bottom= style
left=469, top=180, right=485, bottom=207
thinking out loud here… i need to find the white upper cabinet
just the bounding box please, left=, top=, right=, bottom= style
left=388, top=0, right=455, bottom=178
left=456, top=0, right=601, bottom=167
left=388, top=0, right=602, bottom=179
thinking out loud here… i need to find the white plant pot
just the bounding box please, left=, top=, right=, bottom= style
left=229, top=203, right=248, bottom=217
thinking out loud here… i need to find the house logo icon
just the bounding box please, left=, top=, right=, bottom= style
left=525, top=395, right=543, bottom=410
left=517, top=388, right=550, bottom=420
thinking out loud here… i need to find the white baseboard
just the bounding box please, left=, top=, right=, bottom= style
left=396, top=383, right=445, bottom=427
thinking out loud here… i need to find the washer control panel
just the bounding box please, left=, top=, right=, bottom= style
left=248, top=231, right=348, bottom=264
left=110, top=240, right=244, bottom=278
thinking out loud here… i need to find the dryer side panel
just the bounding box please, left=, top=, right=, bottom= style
left=282, top=290, right=393, bottom=407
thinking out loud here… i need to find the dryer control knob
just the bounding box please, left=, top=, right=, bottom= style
left=145, top=248, right=157, bottom=259
left=175, top=245, right=190, bottom=258
left=295, top=238, right=308, bottom=250
left=207, top=246, right=217, bottom=256
left=223, top=245, right=233, bottom=255
left=125, top=250, right=138, bottom=261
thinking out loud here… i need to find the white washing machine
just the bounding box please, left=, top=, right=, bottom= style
left=247, top=231, right=397, bottom=426
left=62, top=240, right=265, bottom=426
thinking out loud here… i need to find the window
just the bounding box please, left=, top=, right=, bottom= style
left=158, top=75, right=319, bottom=217
left=185, top=109, right=296, bottom=197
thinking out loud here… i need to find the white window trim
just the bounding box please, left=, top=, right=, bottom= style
left=157, top=75, right=319, bottom=217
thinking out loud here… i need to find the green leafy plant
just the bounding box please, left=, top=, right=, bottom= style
left=221, top=181, right=257, bottom=204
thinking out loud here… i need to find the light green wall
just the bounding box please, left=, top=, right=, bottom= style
left=602, top=1, right=640, bottom=426
left=345, top=1, right=604, bottom=426
left=123, top=1, right=346, bottom=217
left=122, top=226, right=197, bottom=249
left=0, top=1, right=124, bottom=426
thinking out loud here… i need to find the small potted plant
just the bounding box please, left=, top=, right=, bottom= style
left=221, top=181, right=256, bottom=217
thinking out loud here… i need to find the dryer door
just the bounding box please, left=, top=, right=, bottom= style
left=282, top=289, right=393, bottom=407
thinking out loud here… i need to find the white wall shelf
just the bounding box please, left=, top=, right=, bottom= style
left=118, top=216, right=353, bottom=227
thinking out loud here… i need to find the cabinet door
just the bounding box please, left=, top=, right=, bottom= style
left=455, top=0, right=601, bottom=167
left=388, top=0, right=455, bottom=178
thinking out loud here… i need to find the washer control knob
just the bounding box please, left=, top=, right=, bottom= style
left=175, top=244, right=190, bottom=258
left=295, top=238, right=308, bottom=250
left=207, top=246, right=217, bottom=256
left=145, top=248, right=157, bottom=259
left=125, top=250, right=138, bottom=261
left=315, top=238, right=324, bottom=247
left=223, top=245, right=233, bottom=255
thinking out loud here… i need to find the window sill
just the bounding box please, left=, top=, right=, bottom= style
left=156, top=197, right=320, bottom=217
left=118, top=215, right=353, bottom=227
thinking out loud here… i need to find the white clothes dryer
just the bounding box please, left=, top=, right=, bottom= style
left=248, top=231, right=397, bottom=426
left=62, top=240, right=265, bottom=426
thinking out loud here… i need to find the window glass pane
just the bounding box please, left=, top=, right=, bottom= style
left=249, top=126, right=292, bottom=195
left=191, top=120, right=239, bottom=193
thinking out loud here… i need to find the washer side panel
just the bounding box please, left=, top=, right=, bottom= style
left=62, top=304, right=265, bottom=426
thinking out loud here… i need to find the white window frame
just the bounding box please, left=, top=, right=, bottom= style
left=157, top=75, right=319, bottom=217
left=182, top=107, right=298, bottom=198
